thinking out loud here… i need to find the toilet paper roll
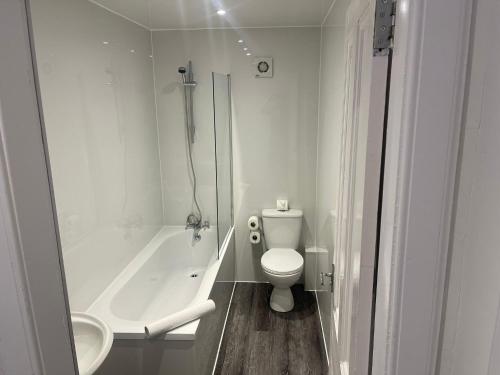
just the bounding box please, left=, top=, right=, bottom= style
left=247, top=216, right=259, bottom=230
left=249, top=231, right=261, bottom=244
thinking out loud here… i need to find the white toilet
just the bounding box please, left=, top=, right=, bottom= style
left=261, top=208, right=304, bottom=312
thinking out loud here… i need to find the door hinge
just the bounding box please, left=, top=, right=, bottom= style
left=373, top=0, right=397, bottom=55
left=320, top=264, right=335, bottom=293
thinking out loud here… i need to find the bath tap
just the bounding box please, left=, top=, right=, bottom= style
left=192, top=222, right=209, bottom=242
left=186, top=214, right=209, bottom=242
left=185, top=213, right=200, bottom=229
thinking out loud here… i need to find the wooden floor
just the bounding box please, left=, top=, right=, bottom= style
left=214, top=283, right=328, bottom=375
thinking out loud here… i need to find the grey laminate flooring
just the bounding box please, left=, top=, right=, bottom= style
left=214, top=283, right=328, bottom=375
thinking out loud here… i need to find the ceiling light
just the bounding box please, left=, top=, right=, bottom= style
left=102, top=41, right=109, bottom=45
left=217, top=9, right=226, bottom=15
left=246, top=52, right=251, bottom=56
left=243, top=47, right=248, bottom=51
left=238, top=39, right=244, bottom=43
left=130, top=49, right=135, bottom=53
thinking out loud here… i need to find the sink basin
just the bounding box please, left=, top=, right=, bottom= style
left=71, top=312, right=113, bottom=375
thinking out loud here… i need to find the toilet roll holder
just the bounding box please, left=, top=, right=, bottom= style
left=248, top=215, right=262, bottom=244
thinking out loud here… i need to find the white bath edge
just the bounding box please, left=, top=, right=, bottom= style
left=219, top=225, right=234, bottom=259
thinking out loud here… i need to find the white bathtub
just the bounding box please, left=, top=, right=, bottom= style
left=87, top=225, right=232, bottom=340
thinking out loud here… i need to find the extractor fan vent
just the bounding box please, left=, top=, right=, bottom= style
left=253, top=57, right=273, bottom=78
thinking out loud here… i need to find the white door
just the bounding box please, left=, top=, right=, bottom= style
left=438, top=0, right=500, bottom=374
left=331, top=0, right=388, bottom=374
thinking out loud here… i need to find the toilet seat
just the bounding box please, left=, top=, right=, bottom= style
left=261, top=248, right=303, bottom=276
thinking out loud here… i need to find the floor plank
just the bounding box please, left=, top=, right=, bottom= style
left=214, top=283, right=328, bottom=375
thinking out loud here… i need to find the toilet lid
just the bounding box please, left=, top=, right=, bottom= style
left=261, top=248, right=303, bottom=275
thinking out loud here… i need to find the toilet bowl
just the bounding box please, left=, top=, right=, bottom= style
left=261, top=248, right=303, bottom=312
left=261, top=209, right=303, bottom=312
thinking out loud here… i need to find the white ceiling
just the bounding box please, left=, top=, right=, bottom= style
left=89, top=0, right=334, bottom=30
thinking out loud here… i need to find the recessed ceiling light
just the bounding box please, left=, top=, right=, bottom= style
left=243, top=47, right=248, bottom=51
left=238, top=39, right=244, bottom=43
left=246, top=52, right=251, bottom=56
left=217, top=9, right=226, bottom=15
left=130, top=49, right=135, bottom=53
left=102, top=41, right=109, bottom=45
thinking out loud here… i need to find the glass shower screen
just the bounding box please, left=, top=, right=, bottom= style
left=212, top=73, right=233, bottom=258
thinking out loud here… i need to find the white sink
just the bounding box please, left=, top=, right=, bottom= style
left=71, top=312, right=113, bottom=375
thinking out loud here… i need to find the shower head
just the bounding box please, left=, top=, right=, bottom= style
left=178, top=67, right=187, bottom=84
left=178, top=65, right=197, bottom=86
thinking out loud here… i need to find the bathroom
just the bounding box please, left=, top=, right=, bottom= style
left=3, top=0, right=499, bottom=374
left=23, top=0, right=361, bottom=372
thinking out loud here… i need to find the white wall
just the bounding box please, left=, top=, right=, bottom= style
left=30, top=0, right=163, bottom=311
left=152, top=32, right=218, bottom=226
left=152, top=27, right=320, bottom=281
left=314, top=0, right=350, bottom=354
left=439, top=0, right=500, bottom=374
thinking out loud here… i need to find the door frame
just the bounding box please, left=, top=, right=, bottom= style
left=0, top=0, right=77, bottom=374
left=331, top=0, right=388, bottom=373
left=0, top=0, right=474, bottom=374
left=372, top=0, right=473, bottom=374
